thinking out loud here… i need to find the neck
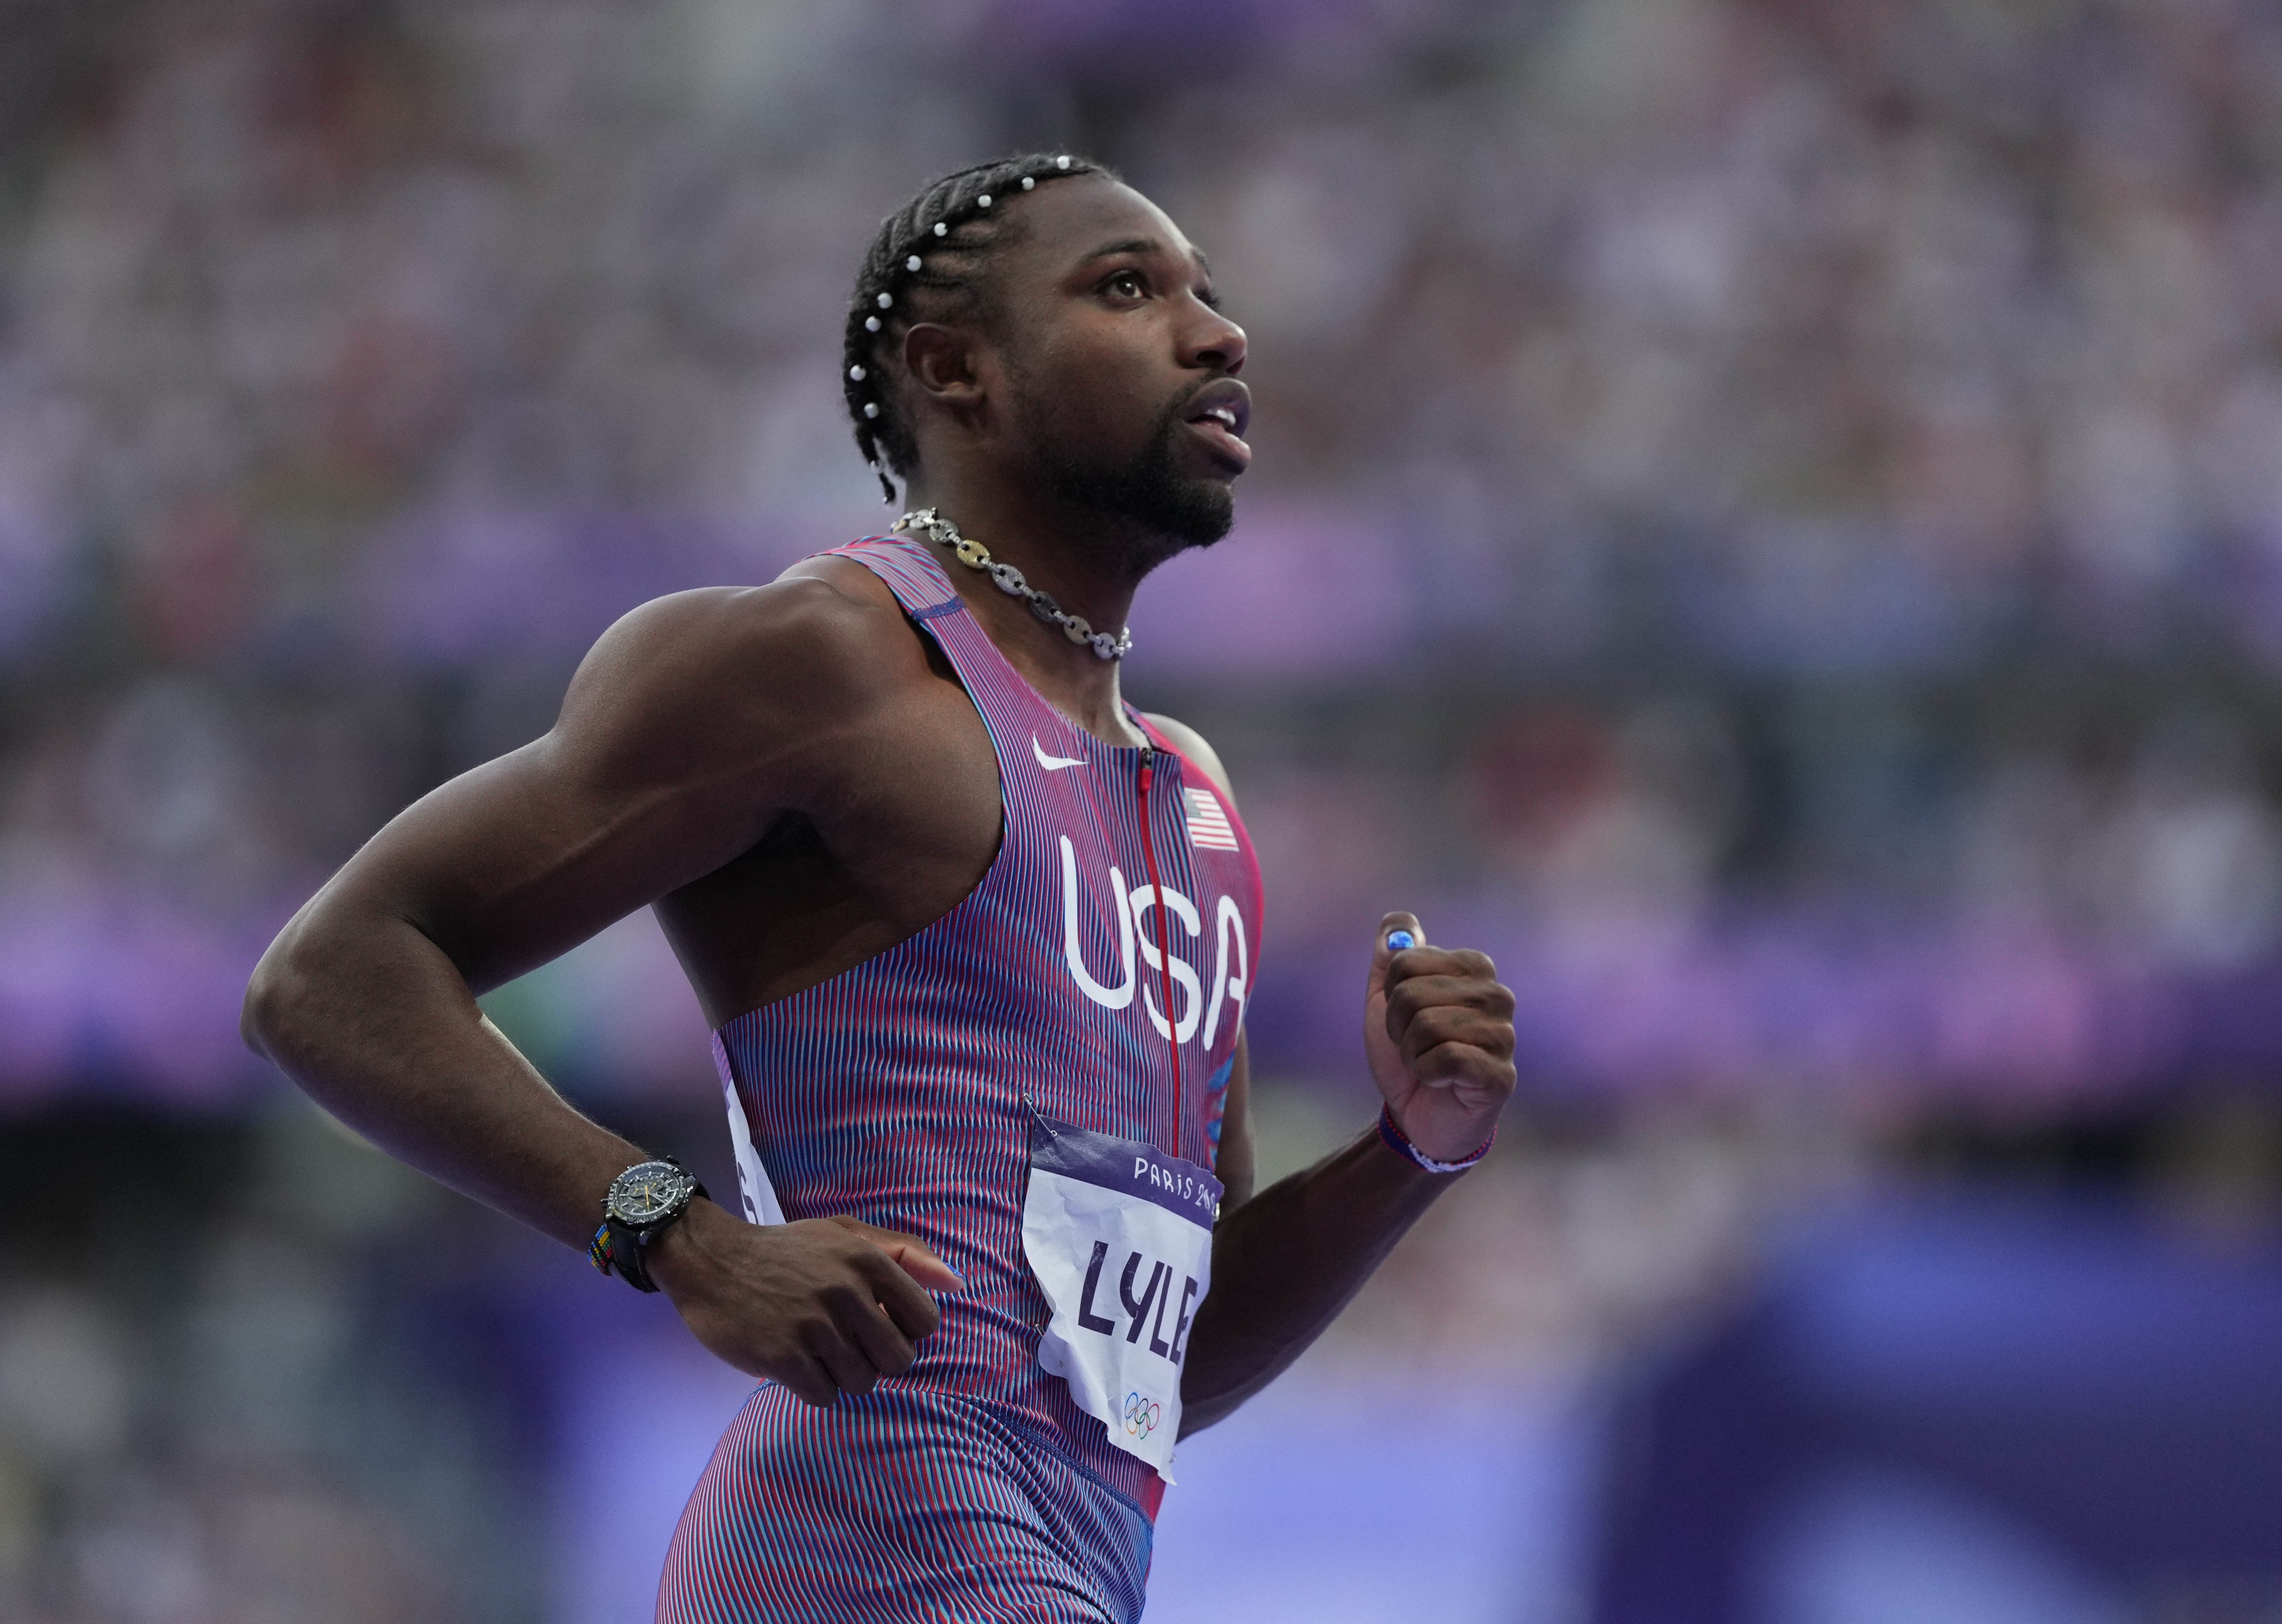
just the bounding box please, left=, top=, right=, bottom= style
left=900, top=470, right=1157, bottom=746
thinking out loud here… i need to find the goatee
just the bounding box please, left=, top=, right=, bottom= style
left=1030, top=384, right=1236, bottom=571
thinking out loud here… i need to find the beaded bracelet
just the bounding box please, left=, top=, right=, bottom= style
left=1377, top=1105, right=1495, bottom=1174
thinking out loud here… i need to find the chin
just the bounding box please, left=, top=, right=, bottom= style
left=1110, top=432, right=1239, bottom=551
left=1027, top=373, right=1246, bottom=560
left=1151, top=478, right=1235, bottom=550
left=1035, top=440, right=1237, bottom=564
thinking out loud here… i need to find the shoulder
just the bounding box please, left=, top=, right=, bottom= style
left=556, top=555, right=925, bottom=771
left=1141, top=711, right=1238, bottom=805
left=587, top=556, right=908, bottom=680
left=579, top=556, right=915, bottom=700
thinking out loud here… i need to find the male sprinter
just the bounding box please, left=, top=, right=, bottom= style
left=243, top=154, right=1518, bottom=1623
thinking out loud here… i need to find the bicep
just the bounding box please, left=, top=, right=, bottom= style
left=325, top=730, right=772, bottom=992
left=310, top=581, right=886, bottom=990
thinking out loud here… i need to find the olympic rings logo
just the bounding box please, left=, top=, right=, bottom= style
left=1123, top=1391, right=1162, bottom=1439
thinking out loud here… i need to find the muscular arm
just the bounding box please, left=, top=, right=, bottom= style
left=243, top=569, right=960, bottom=1403
left=1175, top=1034, right=1449, bottom=1434
left=1144, top=717, right=1518, bottom=1437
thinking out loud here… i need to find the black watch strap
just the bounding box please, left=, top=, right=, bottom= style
left=596, top=1170, right=706, bottom=1294
left=607, top=1217, right=661, bottom=1293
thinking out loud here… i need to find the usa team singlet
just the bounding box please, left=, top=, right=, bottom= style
left=656, top=535, right=1265, bottom=1624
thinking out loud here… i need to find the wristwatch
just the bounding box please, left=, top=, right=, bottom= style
left=590, top=1158, right=706, bottom=1293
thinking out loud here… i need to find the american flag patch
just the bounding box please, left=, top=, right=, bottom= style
left=1184, top=786, right=1240, bottom=851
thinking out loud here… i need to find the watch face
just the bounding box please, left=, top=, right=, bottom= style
left=608, top=1162, right=692, bottom=1226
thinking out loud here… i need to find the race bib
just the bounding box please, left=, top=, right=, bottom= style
left=1021, top=1115, right=1221, bottom=1480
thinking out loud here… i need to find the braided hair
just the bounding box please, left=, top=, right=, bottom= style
left=843, top=152, right=1115, bottom=504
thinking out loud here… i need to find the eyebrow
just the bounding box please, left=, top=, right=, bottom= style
left=1076, top=237, right=1214, bottom=278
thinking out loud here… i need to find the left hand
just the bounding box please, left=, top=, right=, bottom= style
left=1364, top=912, right=1518, bottom=1164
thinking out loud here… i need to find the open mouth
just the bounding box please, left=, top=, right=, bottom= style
left=1182, top=382, right=1253, bottom=472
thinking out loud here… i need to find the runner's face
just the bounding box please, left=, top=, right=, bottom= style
left=989, top=179, right=1250, bottom=555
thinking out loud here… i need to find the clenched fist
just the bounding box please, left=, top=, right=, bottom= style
left=1363, top=911, right=1518, bottom=1165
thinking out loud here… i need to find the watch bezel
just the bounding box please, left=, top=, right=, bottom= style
left=605, top=1159, right=698, bottom=1229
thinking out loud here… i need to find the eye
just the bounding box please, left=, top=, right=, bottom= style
left=1102, top=269, right=1148, bottom=301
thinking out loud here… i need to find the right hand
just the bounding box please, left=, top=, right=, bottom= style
left=648, top=1199, right=964, bottom=1406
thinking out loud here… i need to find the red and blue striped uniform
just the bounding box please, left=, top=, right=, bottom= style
left=658, top=535, right=1265, bottom=1623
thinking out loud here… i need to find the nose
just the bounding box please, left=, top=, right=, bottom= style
left=1183, top=301, right=1246, bottom=376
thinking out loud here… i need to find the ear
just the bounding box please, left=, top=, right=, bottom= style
left=902, top=322, right=987, bottom=407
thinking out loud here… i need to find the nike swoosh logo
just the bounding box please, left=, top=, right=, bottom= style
left=1032, top=735, right=1086, bottom=772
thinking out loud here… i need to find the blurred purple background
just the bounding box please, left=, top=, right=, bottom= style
left=6, top=1, right=2282, bottom=1619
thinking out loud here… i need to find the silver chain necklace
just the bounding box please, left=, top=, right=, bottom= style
left=891, top=508, right=1134, bottom=661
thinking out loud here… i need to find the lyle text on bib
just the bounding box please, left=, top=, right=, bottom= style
left=1021, top=1115, right=1222, bottom=1479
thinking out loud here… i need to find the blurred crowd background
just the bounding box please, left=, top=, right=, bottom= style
left=7, top=0, right=2282, bottom=1619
